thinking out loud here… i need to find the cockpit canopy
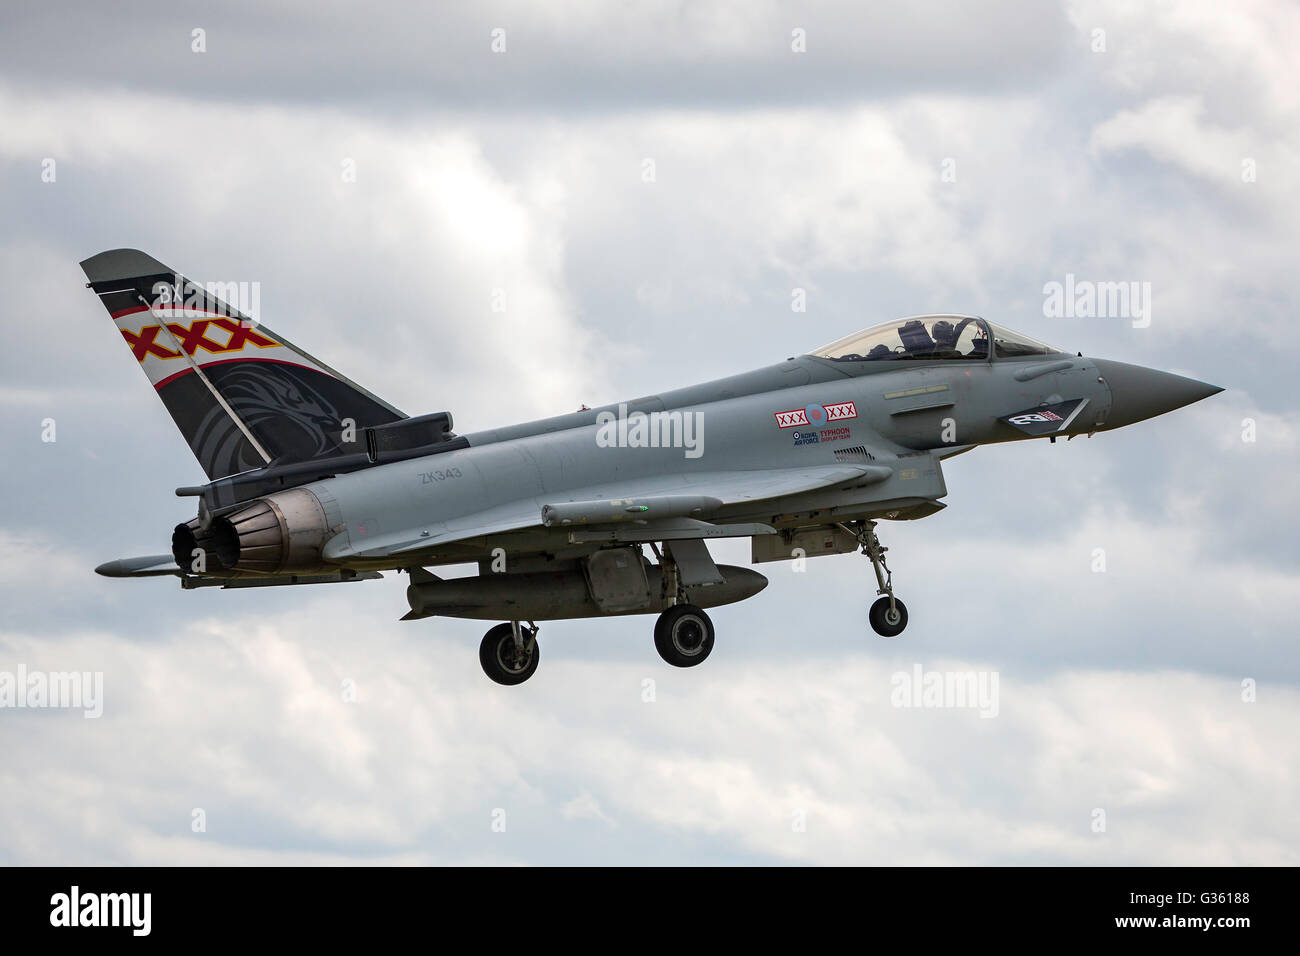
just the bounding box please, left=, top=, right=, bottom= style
left=809, top=315, right=1061, bottom=363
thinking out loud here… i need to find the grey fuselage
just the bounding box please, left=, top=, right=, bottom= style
left=304, top=350, right=1114, bottom=571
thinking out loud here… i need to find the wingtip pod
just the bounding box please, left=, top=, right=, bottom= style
left=95, top=555, right=180, bottom=578
left=94, top=559, right=125, bottom=577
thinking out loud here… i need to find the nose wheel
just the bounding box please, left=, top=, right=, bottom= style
left=479, top=621, right=540, bottom=685
left=841, top=520, right=909, bottom=638
left=869, top=596, right=908, bottom=637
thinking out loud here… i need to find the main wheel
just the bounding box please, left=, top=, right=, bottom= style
left=654, top=604, right=715, bottom=667
left=479, top=623, right=540, bottom=685
left=868, top=596, right=908, bottom=637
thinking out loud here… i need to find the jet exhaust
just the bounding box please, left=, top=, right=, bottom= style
left=208, top=488, right=333, bottom=574
left=171, top=518, right=227, bottom=574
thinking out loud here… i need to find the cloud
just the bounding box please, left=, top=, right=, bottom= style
left=1090, top=96, right=1266, bottom=192
left=1, top=607, right=1295, bottom=865
left=0, top=530, right=95, bottom=588
left=0, top=1, right=1069, bottom=111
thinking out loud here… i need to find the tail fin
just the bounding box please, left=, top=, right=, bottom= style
left=81, top=248, right=405, bottom=480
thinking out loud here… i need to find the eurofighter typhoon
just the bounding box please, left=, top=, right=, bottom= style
left=85, top=250, right=1223, bottom=684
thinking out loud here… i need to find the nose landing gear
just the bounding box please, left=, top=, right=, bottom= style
left=869, top=595, right=908, bottom=637
left=840, top=521, right=909, bottom=638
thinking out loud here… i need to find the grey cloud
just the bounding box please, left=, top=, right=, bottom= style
left=0, top=1, right=1070, bottom=113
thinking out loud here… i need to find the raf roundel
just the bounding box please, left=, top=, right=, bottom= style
left=774, top=400, right=858, bottom=429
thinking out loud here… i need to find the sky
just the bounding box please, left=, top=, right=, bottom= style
left=0, top=0, right=1297, bottom=865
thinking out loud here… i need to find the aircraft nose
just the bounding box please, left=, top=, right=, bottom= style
left=1093, top=358, right=1224, bottom=430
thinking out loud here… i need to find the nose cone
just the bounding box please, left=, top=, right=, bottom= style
left=1093, top=358, right=1223, bottom=430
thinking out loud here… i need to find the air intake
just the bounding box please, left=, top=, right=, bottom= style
left=834, top=445, right=875, bottom=463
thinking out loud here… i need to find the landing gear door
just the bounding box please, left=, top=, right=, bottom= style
left=665, top=538, right=725, bottom=587
left=583, top=547, right=653, bottom=613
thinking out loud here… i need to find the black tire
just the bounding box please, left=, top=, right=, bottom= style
left=869, top=596, right=908, bottom=637
left=479, top=623, right=540, bottom=685
left=654, top=604, right=715, bottom=667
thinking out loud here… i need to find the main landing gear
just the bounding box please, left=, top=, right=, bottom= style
left=650, top=541, right=715, bottom=667
left=477, top=542, right=722, bottom=684
left=478, top=603, right=715, bottom=684
left=479, top=621, right=540, bottom=685
left=654, top=604, right=715, bottom=667
left=840, top=520, right=909, bottom=638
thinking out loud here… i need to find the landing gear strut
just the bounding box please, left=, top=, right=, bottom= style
left=841, top=520, right=909, bottom=638
left=479, top=620, right=540, bottom=685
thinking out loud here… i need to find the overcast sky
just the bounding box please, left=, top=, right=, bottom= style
left=1, top=0, right=1297, bottom=865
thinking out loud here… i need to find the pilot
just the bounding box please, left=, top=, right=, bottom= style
left=866, top=343, right=892, bottom=360
left=931, top=319, right=957, bottom=350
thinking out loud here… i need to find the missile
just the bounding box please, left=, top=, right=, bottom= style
left=540, top=495, right=724, bottom=527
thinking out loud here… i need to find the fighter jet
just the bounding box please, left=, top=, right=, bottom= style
left=84, top=249, right=1223, bottom=684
